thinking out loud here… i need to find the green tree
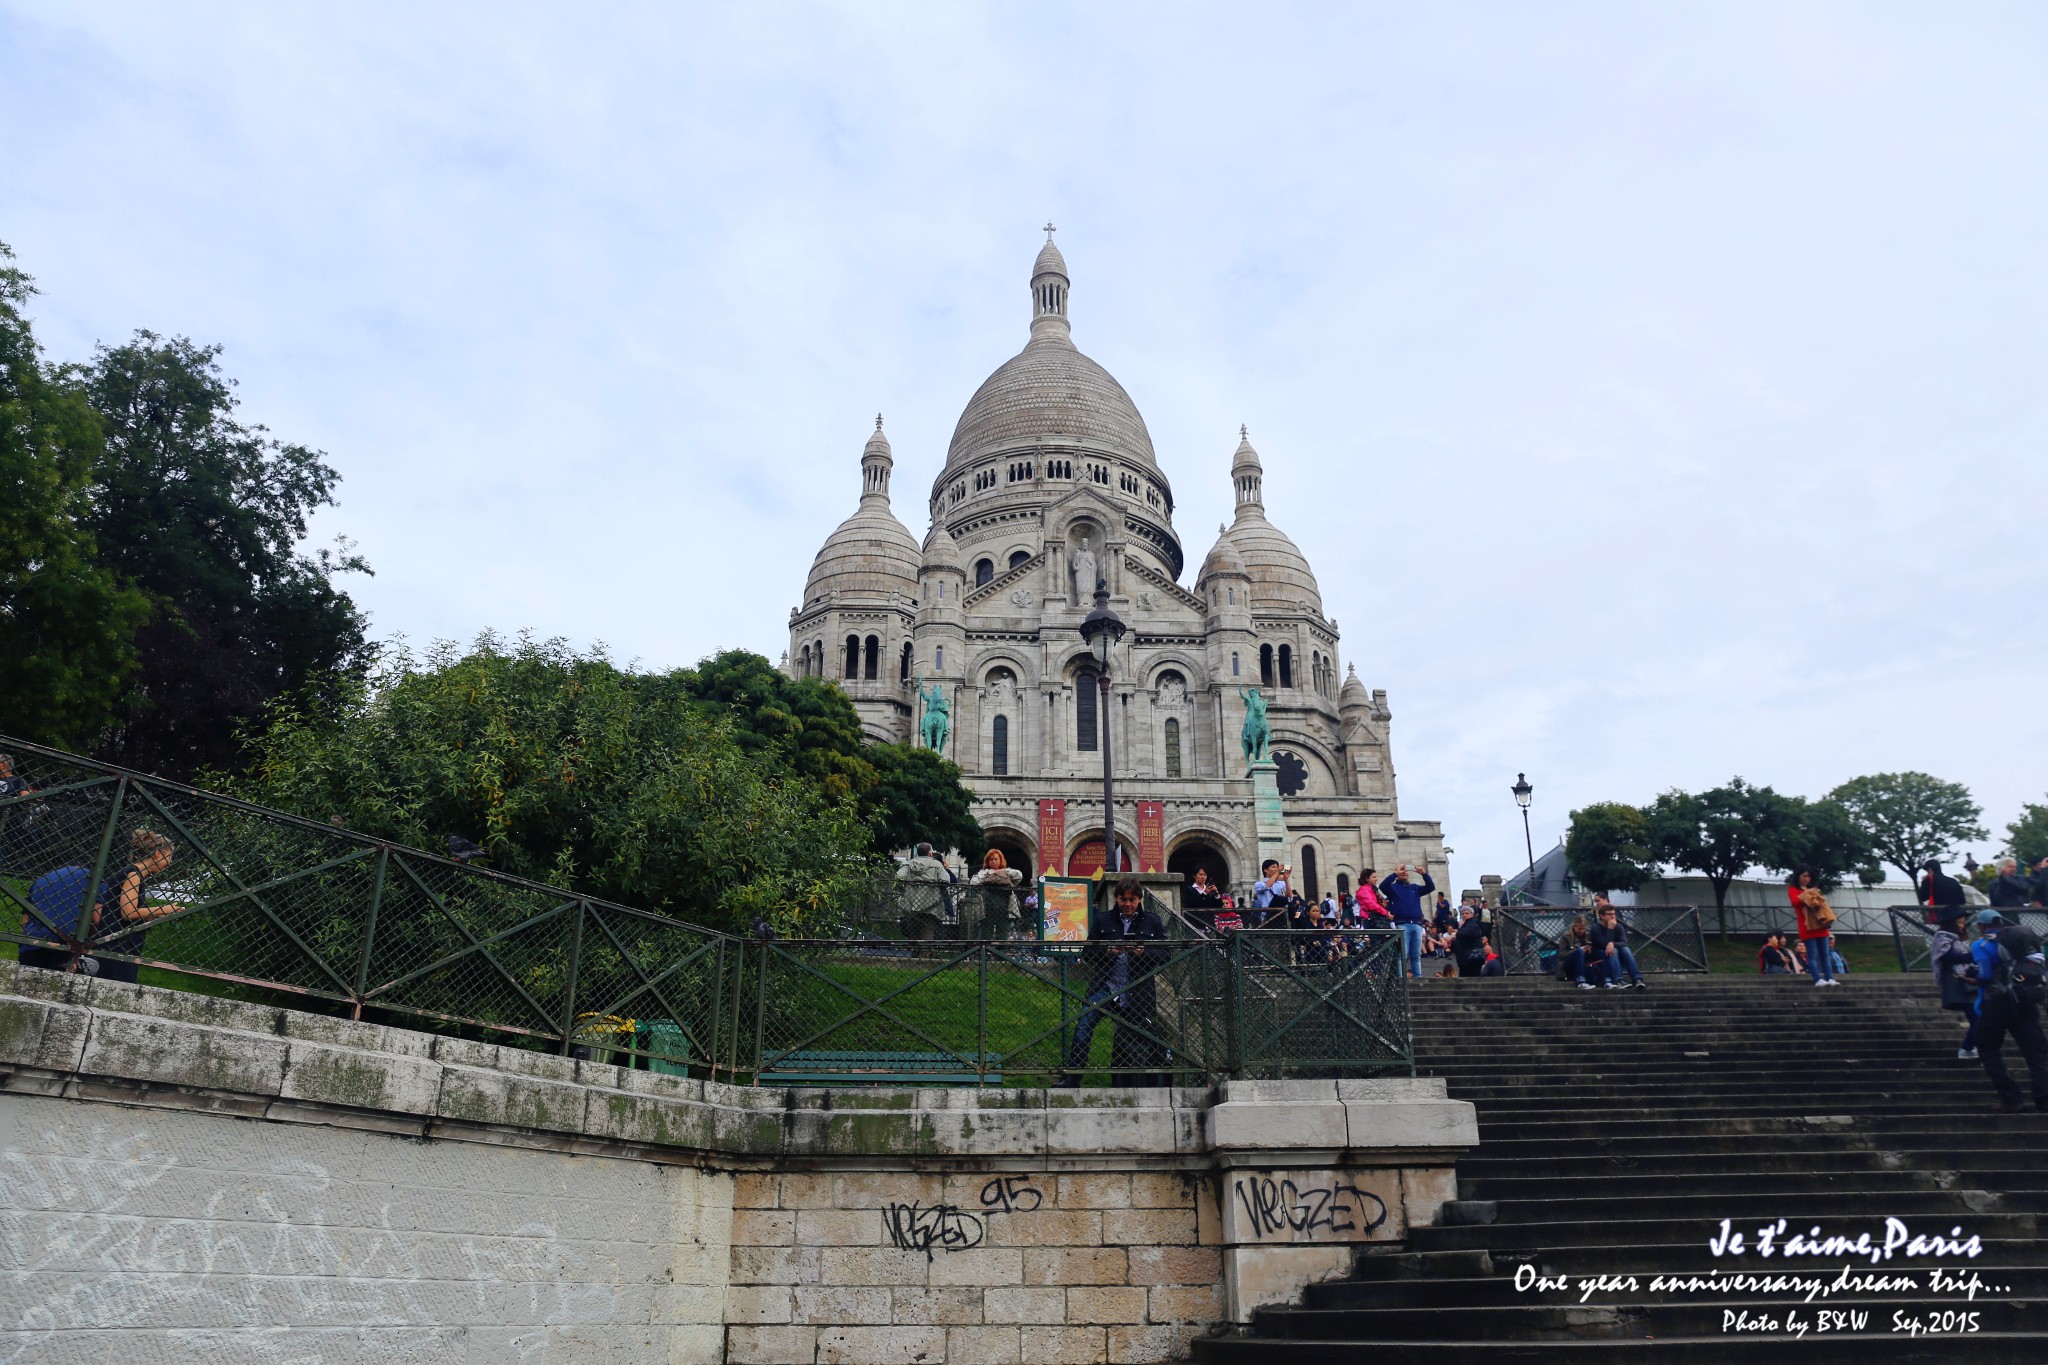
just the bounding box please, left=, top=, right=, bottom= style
left=0, top=242, right=149, bottom=745
left=682, top=649, right=874, bottom=802
left=80, top=332, right=371, bottom=780
left=234, top=634, right=876, bottom=934
left=865, top=742, right=984, bottom=859
left=1648, top=779, right=1793, bottom=935
left=1827, top=772, right=1987, bottom=887
left=1564, top=802, right=1657, bottom=894
left=2006, top=798, right=2048, bottom=868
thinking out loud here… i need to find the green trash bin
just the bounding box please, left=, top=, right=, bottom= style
left=638, top=1019, right=692, bottom=1075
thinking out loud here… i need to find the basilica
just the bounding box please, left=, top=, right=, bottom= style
left=785, top=234, right=1446, bottom=903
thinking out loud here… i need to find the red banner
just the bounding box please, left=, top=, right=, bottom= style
left=1136, top=801, right=1165, bottom=873
left=1037, top=799, right=1066, bottom=876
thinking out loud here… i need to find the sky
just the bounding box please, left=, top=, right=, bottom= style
left=4, top=2, right=2044, bottom=888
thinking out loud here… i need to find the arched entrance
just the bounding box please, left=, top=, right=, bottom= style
left=1067, top=833, right=1137, bottom=879
left=984, top=829, right=1036, bottom=879
left=1167, top=839, right=1233, bottom=905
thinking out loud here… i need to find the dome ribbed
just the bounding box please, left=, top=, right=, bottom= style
left=803, top=504, right=919, bottom=606
left=1339, top=663, right=1369, bottom=710
left=921, top=521, right=964, bottom=573
left=1033, top=239, right=1068, bottom=280
left=1195, top=529, right=1249, bottom=587
left=1227, top=513, right=1322, bottom=614
left=943, top=335, right=1159, bottom=476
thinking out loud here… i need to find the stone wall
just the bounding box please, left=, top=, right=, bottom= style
left=0, top=963, right=1475, bottom=1363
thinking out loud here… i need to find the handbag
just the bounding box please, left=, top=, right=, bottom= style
left=1801, top=886, right=1837, bottom=932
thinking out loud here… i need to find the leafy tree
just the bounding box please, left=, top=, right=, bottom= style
left=0, top=242, right=149, bottom=746
left=865, top=742, right=984, bottom=859
left=2006, top=798, right=2048, bottom=868
left=1564, top=802, right=1657, bottom=894
left=682, top=649, right=874, bottom=802
left=1649, top=779, right=1876, bottom=935
left=80, top=332, right=371, bottom=780
left=1827, top=772, right=1987, bottom=887
left=234, top=634, right=876, bottom=934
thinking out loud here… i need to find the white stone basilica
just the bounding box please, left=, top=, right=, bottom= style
left=785, top=235, right=1446, bottom=901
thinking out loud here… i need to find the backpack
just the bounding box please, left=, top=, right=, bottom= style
left=1988, top=925, right=2047, bottom=1008
left=26, top=865, right=96, bottom=942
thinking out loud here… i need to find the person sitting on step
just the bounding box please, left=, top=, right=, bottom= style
left=1590, top=902, right=1647, bottom=990
left=1758, top=932, right=1798, bottom=975
left=1558, top=914, right=1595, bottom=989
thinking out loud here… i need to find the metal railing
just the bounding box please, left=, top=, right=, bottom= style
left=1490, top=905, right=1709, bottom=976
left=0, top=737, right=1412, bottom=1084
left=1890, top=905, right=2048, bottom=975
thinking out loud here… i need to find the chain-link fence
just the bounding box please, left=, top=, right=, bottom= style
left=1491, top=905, right=1708, bottom=976
left=0, top=736, right=1411, bottom=1084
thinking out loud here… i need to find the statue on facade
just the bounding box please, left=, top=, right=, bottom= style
left=1237, top=685, right=1270, bottom=764
left=916, top=676, right=951, bottom=754
left=1070, top=536, right=1097, bottom=602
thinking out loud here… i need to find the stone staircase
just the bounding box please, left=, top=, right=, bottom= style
left=1195, top=974, right=2048, bottom=1362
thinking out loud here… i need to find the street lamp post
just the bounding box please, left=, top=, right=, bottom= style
left=1080, top=581, right=1127, bottom=877
left=1512, top=773, right=1536, bottom=905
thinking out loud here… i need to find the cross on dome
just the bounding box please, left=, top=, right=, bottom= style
left=1043, top=220, right=1056, bottom=240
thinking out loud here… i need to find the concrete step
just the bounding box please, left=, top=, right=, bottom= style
left=1195, top=1331, right=2048, bottom=1363
left=1250, top=1296, right=2048, bottom=1342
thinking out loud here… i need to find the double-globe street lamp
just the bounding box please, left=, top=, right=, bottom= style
left=1079, top=581, right=1127, bottom=878
left=1511, top=772, right=1537, bottom=906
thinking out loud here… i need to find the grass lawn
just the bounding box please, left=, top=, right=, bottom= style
left=1700, top=933, right=1907, bottom=976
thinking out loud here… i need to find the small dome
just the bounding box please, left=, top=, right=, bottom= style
left=1194, top=529, right=1249, bottom=587
left=1227, top=515, right=1323, bottom=614
left=803, top=420, right=920, bottom=606
left=1339, top=663, right=1370, bottom=710
left=1033, top=238, right=1068, bottom=280
left=921, top=521, right=964, bottom=574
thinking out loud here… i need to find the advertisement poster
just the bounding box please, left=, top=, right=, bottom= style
left=1036, top=798, right=1066, bottom=876
left=1136, top=801, right=1165, bottom=873
left=1037, top=876, right=1093, bottom=943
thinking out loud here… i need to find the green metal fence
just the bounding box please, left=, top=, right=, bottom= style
left=0, top=736, right=1412, bottom=1084
left=1491, top=905, right=1709, bottom=975
left=1890, top=905, right=2048, bottom=975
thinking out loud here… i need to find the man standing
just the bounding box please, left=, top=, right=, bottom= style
left=1989, top=858, right=2032, bottom=909
left=1968, top=909, right=2048, bottom=1113
left=1063, top=879, right=1167, bottom=1087
left=897, top=841, right=955, bottom=930
left=1590, top=903, right=1647, bottom=990
left=1380, top=863, right=1435, bottom=980
left=1920, top=859, right=1967, bottom=910
left=1250, top=859, right=1290, bottom=927
left=1452, top=905, right=1490, bottom=977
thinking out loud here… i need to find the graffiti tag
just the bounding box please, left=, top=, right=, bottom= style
left=1231, top=1175, right=1388, bottom=1242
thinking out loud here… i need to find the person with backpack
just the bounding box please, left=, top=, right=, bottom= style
left=21, top=862, right=100, bottom=973
left=1966, top=909, right=2048, bottom=1113
left=1930, top=907, right=1980, bottom=1060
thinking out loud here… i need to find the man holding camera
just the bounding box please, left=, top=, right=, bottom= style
left=1380, top=863, right=1435, bottom=980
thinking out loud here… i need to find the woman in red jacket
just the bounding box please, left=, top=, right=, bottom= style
left=1788, top=866, right=1838, bottom=987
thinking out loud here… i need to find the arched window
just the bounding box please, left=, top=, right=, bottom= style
left=1227, top=587, right=1234, bottom=605
left=935, top=646, right=944, bottom=672
left=975, top=559, right=994, bottom=587
left=798, top=644, right=810, bottom=676
left=1075, top=671, right=1099, bottom=752
left=1301, top=845, right=1319, bottom=900
left=1009, top=550, right=1030, bottom=569
left=900, top=641, right=912, bottom=682
left=1278, top=645, right=1293, bottom=689
left=864, top=635, right=879, bottom=681
left=814, top=640, right=824, bottom=677
left=1337, top=872, right=1351, bottom=902
left=992, top=715, right=1009, bottom=775
left=1231, top=653, right=1240, bottom=678
left=1259, top=644, right=1275, bottom=687
left=844, top=635, right=859, bottom=680
left=1164, top=717, right=1181, bottom=778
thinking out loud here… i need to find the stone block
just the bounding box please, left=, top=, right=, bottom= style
left=431, top=1033, right=581, bottom=1084
left=1335, top=1076, right=1446, bottom=1101
left=776, top=1173, right=837, bottom=1208
left=733, top=1172, right=781, bottom=1209
left=1065, top=1285, right=1146, bottom=1324
left=1108, top=1323, right=1207, bottom=1364
left=733, top=1209, right=796, bottom=1246
left=732, top=1245, right=824, bottom=1285
left=926, top=1247, right=1022, bottom=1286
left=278, top=1039, right=442, bottom=1116
left=794, top=1285, right=892, bottom=1324
left=1403, top=1164, right=1459, bottom=1229
left=1146, top=1283, right=1224, bottom=1322
left=1223, top=1244, right=1352, bottom=1322
left=892, top=1286, right=985, bottom=1325
left=666, top=1321, right=725, bottom=1365
left=796, top=1207, right=883, bottom=1247
left=1021, top=1324, right=1109, bottom=1364
left=1342, top=1097, right=1478, bottom=1150
left=981, top=1285, right=1067, bottom=1324
left=947, top=1325, right=1023, bottom=1364
left=586, top=1087, right=721, bottom=1149
left=837, top=1171, right=946, bottom=1208
left=1023, top=1246, right=1127, bottom=1286
left=0, top=997, right=86, bottom=1072
left=816, top=1324, right=946, bottom=1364
left=925, top=1107, right=1047, bottom=1155
left=274, top=1007, right=437, bottom=1058
left=1056, top=1173, right=1131, bottom=1208
left=1204, top=1099, right=1345, bottom=1151
left=726, top=1286, right=794, bottom=1324
left=1100, top=1208, right=1197, bottom=1246
left=435, top=1063, right=586, bottom=1134
left=78, top=1011, right=287, bottom=1096
left=1046, top=1106, right=1177, bottom=1154
left=726, top=1325, right=817, bottom=1364
left=820, top=1246, right=930, bottom=1287
left=1125, top=1245, right=1219, bottom=1286
left=984, top=1208, right=1100, bottom=1247
left=1127, top=1173, right=1193, bottom=1209
left=1217, top=1078, right=1336, bottom=1105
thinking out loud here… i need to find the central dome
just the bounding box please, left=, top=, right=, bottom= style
left=945, top=335, right=1158, bottom=473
